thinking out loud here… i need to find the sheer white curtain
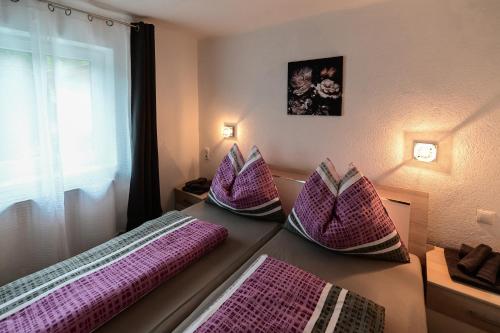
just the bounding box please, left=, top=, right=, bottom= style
left=0, top=0, right=131, bottom=285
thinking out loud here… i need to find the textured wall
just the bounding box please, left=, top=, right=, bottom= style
left=198, top=0, right=500, bottom=250
left=153, top=19, right=200, bottom=211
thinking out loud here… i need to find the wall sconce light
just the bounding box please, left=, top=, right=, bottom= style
left=222, top=123, right=236, bottom=139
left=413, top=142, right=438, bottom=163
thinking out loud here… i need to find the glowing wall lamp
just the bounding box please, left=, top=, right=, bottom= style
left=222, top=123, right=236, bottom=139
left=413, top=142, right=438, bottom=163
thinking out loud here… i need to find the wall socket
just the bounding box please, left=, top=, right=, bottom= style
left=203, top=147, right=210, bottom=160
left=476, top=209, right=497, bottom=225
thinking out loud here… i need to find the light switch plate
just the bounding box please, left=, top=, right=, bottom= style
left=476, top=209, right=497, bottom=225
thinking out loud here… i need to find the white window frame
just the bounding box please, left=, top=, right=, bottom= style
left=0, top=27, right=119, bottom=204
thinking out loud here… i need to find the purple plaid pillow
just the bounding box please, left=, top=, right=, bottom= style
left=285, top=161, right=410, bottom=263
left=207, top=144, right=285, bottom=221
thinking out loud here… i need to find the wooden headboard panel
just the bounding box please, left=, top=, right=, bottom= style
left=270, top=167, right=429, bottom=262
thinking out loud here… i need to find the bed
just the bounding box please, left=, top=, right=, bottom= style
left=174, top=228, right=426, bottom=333
left=96, top=202, right=281, bottom=333
left=0, top=167, right=428, bottom=332
left=173, top=168, right=429, bottom=333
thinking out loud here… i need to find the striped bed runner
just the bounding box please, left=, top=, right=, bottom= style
left=207, top=189, right=283, bottom=219
left=0, top=211, right=228, bottom=333
left=185, top=255, right=385, bottom=333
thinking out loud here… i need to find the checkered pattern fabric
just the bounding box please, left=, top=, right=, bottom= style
left=285, top=161, right=410, bottom=263
left=207, top=144, right=285, bottom=221
left=0, top=211, right=228, bottom=333
left=185, top=255, right=385, bottom=333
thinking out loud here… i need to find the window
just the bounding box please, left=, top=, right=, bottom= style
left=0, top=27, right=120, bottom=204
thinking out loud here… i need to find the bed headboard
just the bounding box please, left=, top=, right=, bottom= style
left=270, top=167, right=429, bottom=262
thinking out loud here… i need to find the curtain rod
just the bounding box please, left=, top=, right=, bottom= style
left=10, top=0, right=140, bottom=30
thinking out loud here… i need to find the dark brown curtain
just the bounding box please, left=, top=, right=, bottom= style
left=127, top=22, right=162, bottom=230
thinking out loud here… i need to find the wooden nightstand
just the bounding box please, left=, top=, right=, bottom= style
left=174, top=187, right=208, bottom=211
left=426, top=246, right=500, bottom=333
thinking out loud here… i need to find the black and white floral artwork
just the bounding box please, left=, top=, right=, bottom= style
left=287, top=56, right=343, bottom=116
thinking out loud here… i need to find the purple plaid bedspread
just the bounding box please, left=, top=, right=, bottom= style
left=0, top=211, right=228, bottom=333
left=185, top=255, right=385, bottom=333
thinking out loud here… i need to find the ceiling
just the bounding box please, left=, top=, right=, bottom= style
left=90, top=0, right=384, bottom=37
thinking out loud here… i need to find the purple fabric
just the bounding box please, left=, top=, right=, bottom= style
left=293, top=167, right=337, bottom=242
left=194, top=256, right=326, bottom=332
left=212, top=160, right=276, bottom=209
left=207, top=144, right=284, bottom=221
left=0, top=220, right=227, bottom=333
left=210, top=145, right=244, bottom=204
left=190, top=256, right=385, bottom=333
left=287, top=162, right=410, bottom=262
left=335, top=177, right=396, bottom=246
left=294, top=176, right=392, bottom=248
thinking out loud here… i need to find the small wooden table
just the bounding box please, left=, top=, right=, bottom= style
left=426, top=246, right=500, bottom=332
left=174, top=187, right=208, bottom=211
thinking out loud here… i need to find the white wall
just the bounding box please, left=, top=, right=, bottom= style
left=152, top=19, right=200, bottom=211
left=198, top=0, right=500, bottom=250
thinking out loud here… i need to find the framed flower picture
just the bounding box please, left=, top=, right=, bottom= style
left=287, top=56, right=343, bottom=116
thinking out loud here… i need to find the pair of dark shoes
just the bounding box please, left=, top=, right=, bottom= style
left=183, top=178, right=212, bottom=195
left=457, top=244, right=500, bottom=285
